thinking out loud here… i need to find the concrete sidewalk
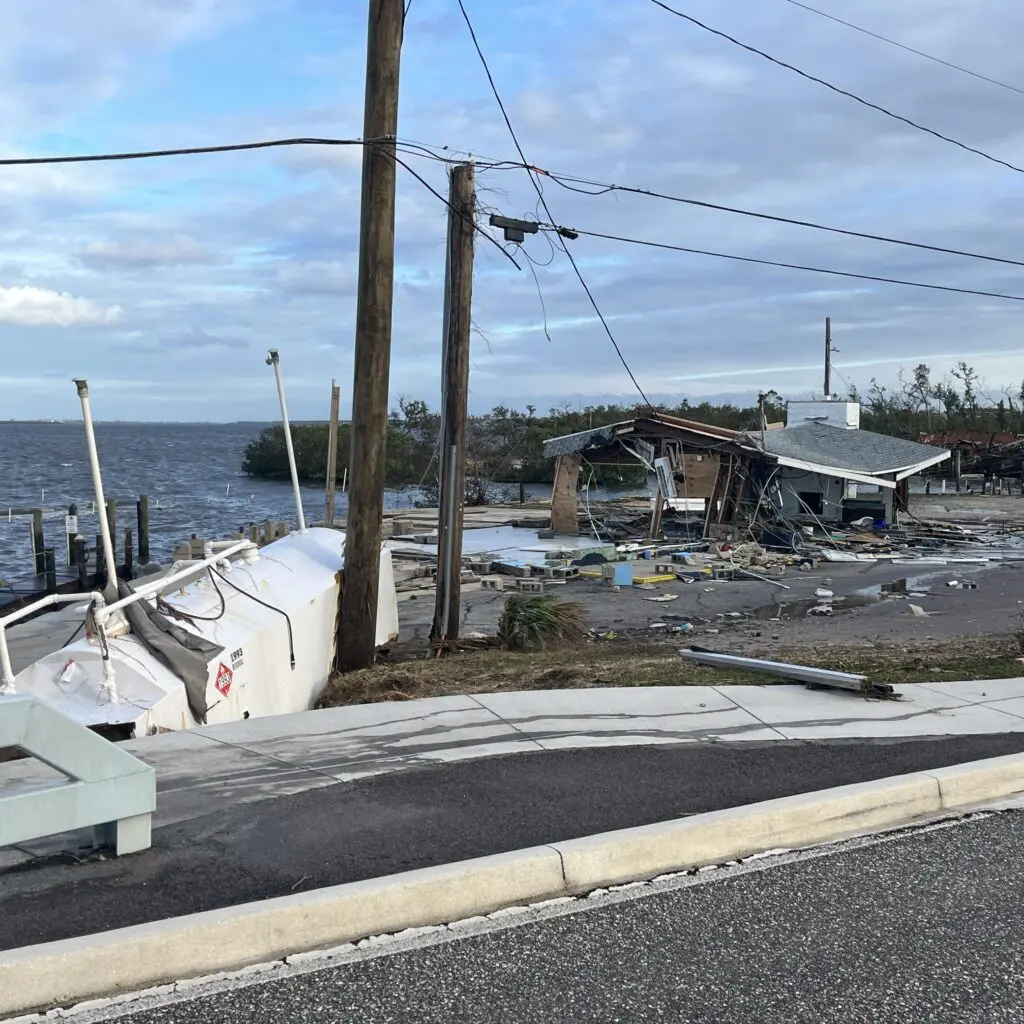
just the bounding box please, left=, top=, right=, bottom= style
left=5, top=678, right=1024, bottom=844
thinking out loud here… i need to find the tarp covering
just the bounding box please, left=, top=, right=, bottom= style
left=116, top=580, right=223, bottom=724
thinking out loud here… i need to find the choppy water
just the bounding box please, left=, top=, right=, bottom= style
left=0, top=422, right=454, bottom=592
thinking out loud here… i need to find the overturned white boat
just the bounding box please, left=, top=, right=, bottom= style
left=0, top=354, right=399, bottom=739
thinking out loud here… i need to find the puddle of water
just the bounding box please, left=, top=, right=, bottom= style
left=748, top=573, right=941, bottom=622
left=748, top=594, right=879, bottom=621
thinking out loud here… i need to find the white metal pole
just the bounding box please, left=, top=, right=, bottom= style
left=265, top=349, right=307, bottom=533
left=74, top=379, right=119, bottom=602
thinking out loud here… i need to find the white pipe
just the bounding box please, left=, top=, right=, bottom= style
left=0, top=591, right=104, bottom=693
left=266, top=349, right=307, bottom=533
left=96, top=539, right=255, bottom=622
left=74, top=379, right=119, bottom=602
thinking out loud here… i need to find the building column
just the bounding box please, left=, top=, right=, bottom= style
left=550, top=454, right=582, bottom=535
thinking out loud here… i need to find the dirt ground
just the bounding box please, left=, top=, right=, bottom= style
left=321, top=493, right=1024, bottom=706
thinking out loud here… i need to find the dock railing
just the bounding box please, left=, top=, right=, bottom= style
left=0, top=539, right=257, bottom=698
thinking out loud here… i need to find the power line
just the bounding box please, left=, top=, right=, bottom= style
left=0, top=136, right=366, bottom=166
left=385, top=146, right=521, bottom=269
left=781, top=0, right=1024, bottom=98
left=648, top=0, right=1024, bottom=177
left=384, top=138, right=1024, bottom=272
left=0, top=133, right=518, bottom=268
left=540, top=169, right=1024, bottom=271
left=455, top=0, right=654, bottom=408
left=29, top=130, right=1017, bottom=273
left=543, top=224, right=1024, bottom=303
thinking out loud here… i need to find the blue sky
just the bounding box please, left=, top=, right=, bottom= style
left=2, top=0, right=1024, bottom=421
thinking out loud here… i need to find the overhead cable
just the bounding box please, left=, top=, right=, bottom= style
left=781, top=0, right=1024, bottom=97
left=542, top=224, right=1024, bottom=303
left=648, top=0, right=1024, bottom=177
left=456, top=0, right=655, bottom=408
left=540, top=169, right=1024, bottom=270
left=0, top=134, right=518, bottom=268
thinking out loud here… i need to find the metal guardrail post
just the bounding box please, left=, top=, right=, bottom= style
left=0, top=695, right=155, bottom=855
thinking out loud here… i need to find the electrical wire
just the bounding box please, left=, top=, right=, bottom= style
left=383, top=146, right=521, bottom=269
left=0, top=133, right=518, bottom=268
left=8, top=128, right=1021, bottom=272
left=374, top=136, right=1024, bottom=272
left=60, top=619, right=85, bottom=649
left=540, top=170, right=1024, bottom=271
left=0, top=136, right=365, bottom=166
left=781, top=0, right=1024, bottom=97
left=210, top=566, right=295, bottom=668
left=157, top=567, right=227, bottom=622
left=648, top=0, right=1024, bottom=177
left=546, top=224, right=1024, bottom=303
left=455, top=0, right=655, bottom=408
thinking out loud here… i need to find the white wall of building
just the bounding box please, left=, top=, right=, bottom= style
left=771, top=469, right=893, bottom=522
left=787, top=400, right=860, bottom=430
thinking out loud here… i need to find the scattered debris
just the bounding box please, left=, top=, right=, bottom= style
left=644, top=593, right=679, bottom=603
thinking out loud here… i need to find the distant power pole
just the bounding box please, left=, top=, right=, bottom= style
left=335, top=0, right=404, bottom=673
left=824, top=316, right=832, bottom=398
left=432, top=163, right=476, bottom=646
left=324, top=379, right=341, bottom=526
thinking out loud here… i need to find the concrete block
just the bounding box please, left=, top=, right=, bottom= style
left=517, top=579, right=546, bottom=593
left=926, top=753, right=1024, bottom=808
left=0, top=847, right=566, bottom=1018
left=552, top=774, right=941, bottom=891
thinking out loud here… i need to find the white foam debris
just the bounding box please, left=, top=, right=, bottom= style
left=285, top=942, right=357, bottom=965
left=531, top=896, right=576, bottom=909
left=447, top=915, right=490, bottom=931
left=487, top=905, right=531, bottom=920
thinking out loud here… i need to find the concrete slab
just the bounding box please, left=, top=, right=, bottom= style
left=474, top=687, right=783, bottom=747
left=724, top=684, right=1024, bottom=739
left=201, top=696, right=539, bottom=781
left=974, top=696, right=1024, bottom=721
left=917, top=678, right=1024, bottom=706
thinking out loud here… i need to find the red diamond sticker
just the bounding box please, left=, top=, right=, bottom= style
left=215, top=662, right=233, bottom=697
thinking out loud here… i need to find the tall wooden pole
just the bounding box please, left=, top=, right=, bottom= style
left=824, top=316, right=832, bottom=398
left=325, top=380, right=341, bottom=526
left=431, top=163, right=475, bottom=645
left=335, top=0, right=404, bottom=672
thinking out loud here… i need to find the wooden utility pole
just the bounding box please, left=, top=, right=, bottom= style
left=325, top=380, right=341, bottom=526
left=431, top=163, right=475, bottom=645
left=824, top=316, right=832, bottom=398
left=335, top=0, right=404, bottom=672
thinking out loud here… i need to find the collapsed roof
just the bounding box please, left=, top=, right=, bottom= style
left=747, top=421, right=950, bottom=487
left=542, top=414, right=949, bottom=486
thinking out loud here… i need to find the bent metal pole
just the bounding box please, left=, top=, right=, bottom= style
left=266, top=349, right=307, bottom=533
left=73, top=379, right=119, bottom=603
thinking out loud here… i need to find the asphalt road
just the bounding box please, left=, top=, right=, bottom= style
left=99, top=812, right=1024, bottom=1024
left=5, top=734, right=1024, bottom=951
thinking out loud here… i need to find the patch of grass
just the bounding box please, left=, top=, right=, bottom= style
left=496, top=594, right=585, bottom=651
left=316, top=632, right=1024, bottom=708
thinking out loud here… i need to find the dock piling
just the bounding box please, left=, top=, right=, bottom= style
left=137, top=495, right=150, bottom=565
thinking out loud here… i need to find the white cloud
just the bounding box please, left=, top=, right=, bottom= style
left=275, top=259, right=354, bottom=295
left=79, top=235, right=213, bottom=269
left=0, top=285, right=122, bottom=326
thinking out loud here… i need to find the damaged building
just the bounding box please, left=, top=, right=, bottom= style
left=542, top=399, right=950, bottom=538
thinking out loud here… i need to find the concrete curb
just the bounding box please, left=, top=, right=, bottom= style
left=4, top=753, right=1023, bottom=1019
